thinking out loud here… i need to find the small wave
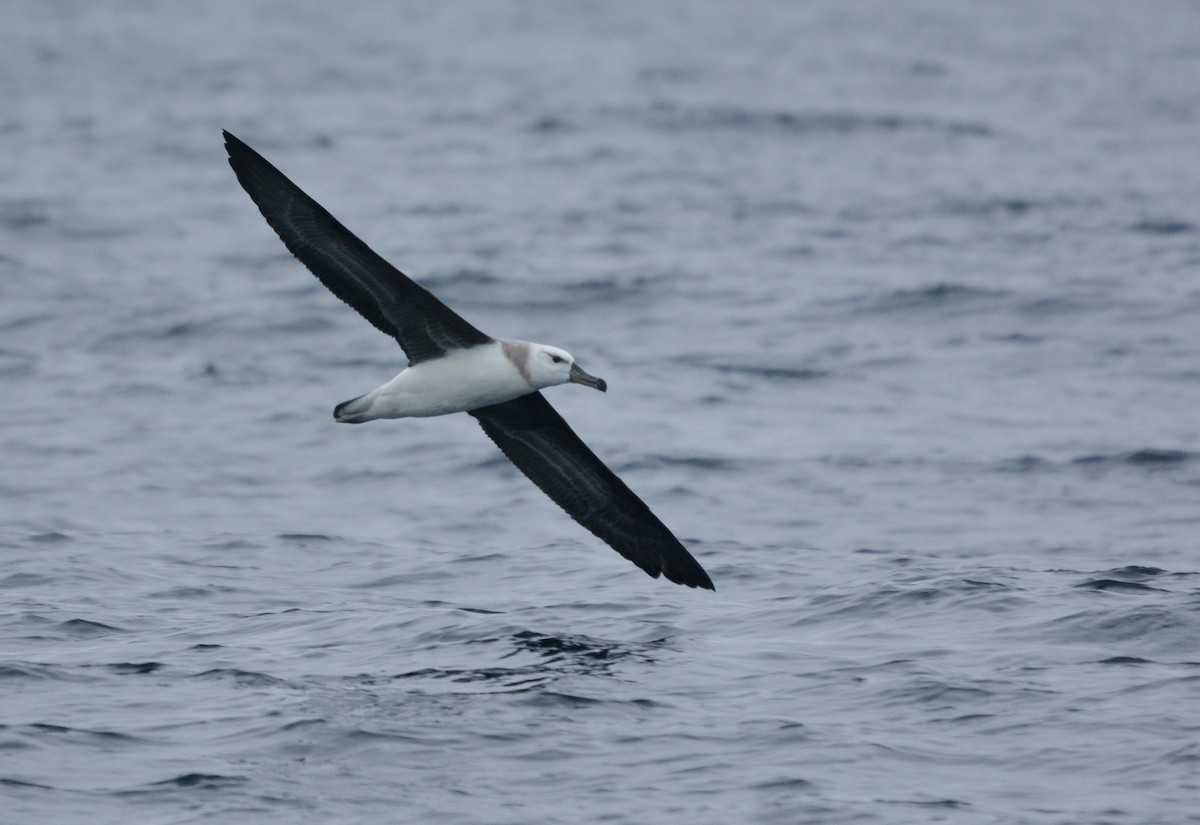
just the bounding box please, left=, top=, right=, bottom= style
left=0, top=347, right=36, bottom=379
left=147, top=773, right=247, bottom=789
left=147, top=585, right=224, bottom=599
left=615, top=454, right=741, bottom=473
left=202, top=539, right=264, bottom=551
left=420, top=268, right=501, bottom=291
left=1107, top=565, right=1167, bottom=577
left=1042, top=604, right=1195, bottom=650
left=1123, top=449, right=1194, bottom=465
left=0, top=314, right=53, bottom=335
left=1076, top=579, right=1167, bottom=593
left=1130, top=219, right=1193, bottom=235
left=0, top=197, right=51, bottom=231
left=107, top=662, right=165, bottom=675
left=526, top=114, right=573, bottom=133
left=0, top=778, right=55, bottom=790
left=97, top=317, right=229, bottom=346
left=0, top=572, right=54, bottom=588
left=1164, top=744, right=1200, bottom=764
left=1017, top=295, right=1095, bottom=316
left=263, top=314, right=338, bottom=335
left=516, top=691, right=605, bottom=709
left=633, top=102, right=992, bottom=138
left=28, top=532, right=72, bottom=544
left=12, top=722, right=138, bottom=742
left=57, top=618, right=125, bottom=637
left=878, top=679, right=996, bottom=707
left=825, top=283, right=1008, bottom=317
left=510, top=629, right=633, bottom=661
left=390, top=630, right=664, bottom=694
left=752, top=776, right=815, bottom=791
left=193, top=668, right=287, bottom=687
left=674, top=354, right=829, bottom=382
left=215, top=251, right=290, bottom=273
left=875, top=283, right=1006, bottom=310
left=278, top=718, right=327, bottom=733
left=0, top=663, right=64, bottom=680
left=890, top=798, right=971, bottom=810
left=936, top=196, right=1036, bottom=218
left=985, top=332, right=1045, bottom=344
left=996, top=451, right=1196, bottom=476
left=1072, top=449, right=1195, bottom=467
left=403, top=202, right=476, bottom=217
left=453, top=553, right=509, bottom=564
left=563, top=273, right=665, bottom=301
left=393, top=665, right=554, bottom=694
left=1076, top=566, right=1170, bottom=593
left=995, top=455, right=1047, bottom=472
left=716, top=363, right=829, bottom=381
left=315, top=467, right=409, bottom=483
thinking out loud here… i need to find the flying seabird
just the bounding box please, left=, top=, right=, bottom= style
left=224, top=131, right=714, bottom=590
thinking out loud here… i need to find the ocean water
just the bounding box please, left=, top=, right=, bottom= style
left=4, top=1, right=1200, bottom=823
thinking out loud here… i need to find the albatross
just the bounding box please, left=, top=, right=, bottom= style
left=224, top=131, right=714, bottom=590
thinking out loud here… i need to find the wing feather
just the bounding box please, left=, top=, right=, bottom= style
left=470, top=393, right=714, bottom=590
left=224, top=131, right=492, bottom=364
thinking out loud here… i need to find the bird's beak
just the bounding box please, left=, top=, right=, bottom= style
left=569, top=362, right=607, bottom=392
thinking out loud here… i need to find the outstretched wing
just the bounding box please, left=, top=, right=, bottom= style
left=224, top=131, right=492, bottom=364
left=470, top=393, right=715, bottom=590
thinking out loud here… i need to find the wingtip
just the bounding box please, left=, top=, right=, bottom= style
left=664, top=559, right=715, bottom=591
left=223, top=129, right=249, bottom=158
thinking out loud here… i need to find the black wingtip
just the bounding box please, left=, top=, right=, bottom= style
left=673, top=563, right=715, bottom=591
left=223, top=131, right=256, bottom=178
left=223, top=130, right=258, bottom=166
left=656, top=544, right=715, bottom=590
left=223, top=131, right=272, bottom=174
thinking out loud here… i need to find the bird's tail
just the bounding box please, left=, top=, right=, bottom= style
left=333, top=392, right=375, bottom=424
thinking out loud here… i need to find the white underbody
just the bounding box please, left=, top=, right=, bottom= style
left=343, top=340, right=536, bottom=420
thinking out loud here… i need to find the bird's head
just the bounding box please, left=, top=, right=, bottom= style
left=528, top=344, right=607, bottom=393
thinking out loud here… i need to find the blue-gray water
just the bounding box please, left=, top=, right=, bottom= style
left=4, top=2, right=1200, bottom=823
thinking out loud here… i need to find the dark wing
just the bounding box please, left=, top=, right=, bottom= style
left=470, top=393, right=715, bottom=590
left=224, top=131, right=492, bottom=365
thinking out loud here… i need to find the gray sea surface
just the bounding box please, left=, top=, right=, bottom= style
left=4, top=2, right=1200, bottom=823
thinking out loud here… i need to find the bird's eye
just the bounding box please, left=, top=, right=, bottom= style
left=551, top=355, right=563, bottom=364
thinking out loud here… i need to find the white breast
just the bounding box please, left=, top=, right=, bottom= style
left=370, top=343, right=534, bottom=418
